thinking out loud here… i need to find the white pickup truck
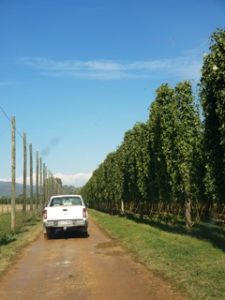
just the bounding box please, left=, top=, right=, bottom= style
left=43, top=194, right=88, bottom=239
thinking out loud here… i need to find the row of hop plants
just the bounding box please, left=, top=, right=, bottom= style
left=81, top=28, right=225, bottom=231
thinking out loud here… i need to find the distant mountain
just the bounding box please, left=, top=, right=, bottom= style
left=0, top=181, right=25, bottom=197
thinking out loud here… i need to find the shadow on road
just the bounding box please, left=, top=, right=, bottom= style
left=48, top=229, right=89, bottom=240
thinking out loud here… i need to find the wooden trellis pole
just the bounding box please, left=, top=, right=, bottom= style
left=36, top=151, right=39, bottom=210
left=40, top=157, right=43, bottom=207
left=29, top=144, right=33, bottom=212
left=23, top=132, right=27, bottom=213
left=43, top=162, right=46, bottom=204
left=11, top=116, right=16, bottom=231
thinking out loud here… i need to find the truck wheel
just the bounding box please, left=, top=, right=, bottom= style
left=44, top=233, right=49, bottom=240
left=44, top=228, right=52, bottom=240
left=83, top=227, right=89, bottom=238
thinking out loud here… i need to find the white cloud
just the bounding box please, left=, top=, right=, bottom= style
left=15, top=176, right=24, bottom=184
left=19, top=52, right=203, bottom=81
left=0, top=178, right=10, bottom=182
left=0, top=175, right=37, bottom=185
left=0, top=172, right=92, bottom=187
left=53, top=172, right=92, bottom=187
left=19, top=57, right=123, bottom=73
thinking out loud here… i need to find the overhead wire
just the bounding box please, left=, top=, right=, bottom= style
left=0, top=104, right=23, bottom=139
left=0, top=104, right=62, bottom=185
left=0, top=103, right=51, bottom=174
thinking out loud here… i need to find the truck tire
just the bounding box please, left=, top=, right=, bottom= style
left=83, top=227, right=89, bottom=238
left=44, top=228, right=53, bottom=240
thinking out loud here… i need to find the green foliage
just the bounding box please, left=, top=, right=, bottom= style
left=82, top=122, right=151, bottom=214
left=147, top=82, right=203, bottom=229
left=200, top=28, right=225, bottom=204
left=148, top=84, right=175, bottom=204
left=121, top=123, right=150, bottom=206
left=62, top=185, right=80, bottom=194
left=55, top=177, right=63, bottom=187
left=0, top=196, right=10, bottom=205
left=82, top=80, right=202, bottom=227
left=0, top=233, right=16, bottom=246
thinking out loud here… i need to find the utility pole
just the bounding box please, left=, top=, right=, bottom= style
left=29, top=144, right=33, bottom=212
left=11, top=116, right=16, bottom=231
left=40, top=157, right=43, bottom=208
left=23, top=133, right=27, bottom=213
left=43, top=162, right=46, bottom=205
left=36, top=151, right=39, bottom=210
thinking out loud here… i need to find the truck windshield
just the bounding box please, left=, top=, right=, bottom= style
left=50, top=197, right=82, bottom=206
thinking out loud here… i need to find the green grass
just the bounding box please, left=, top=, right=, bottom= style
left=0, top=211, right=40, bottom=243
left=90, top=209, right=225, bottom=300
left=0, top=212, right=42, bottom=276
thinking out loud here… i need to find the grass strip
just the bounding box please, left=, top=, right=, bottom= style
left=90, top=209, right=225, bottom=300
left=0, top=212, right=42, bottom=277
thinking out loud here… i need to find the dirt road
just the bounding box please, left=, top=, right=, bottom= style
left=0, top=219, right=184, bottom=300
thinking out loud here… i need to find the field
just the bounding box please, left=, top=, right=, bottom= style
left=0, top=204, right=30, bottom=214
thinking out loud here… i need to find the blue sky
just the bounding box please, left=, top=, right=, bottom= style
left=0, top=0, right=224, bottom=186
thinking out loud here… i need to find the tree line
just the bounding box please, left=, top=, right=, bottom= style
left=81, top=29, right=225, bottom=231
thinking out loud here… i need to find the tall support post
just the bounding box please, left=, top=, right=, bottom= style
left=29, top=144, right=33, bottom=212
left=121, top=199, right=124, bottom=215
left=40, top=157, right=43, bottom=207
left=22, top=133, right=27, bottom=213
left=36, top=151, right=39, bottom=210
left=52, top=176, right=55, bottom=195
left=43, top=163, right=46, bottom=204
left=45, top=166, right=48, bottom=202
left=48, top=171, right=51, bottom=198
left=50, top=173, right=53, bottom=196
left=11, top=116, right=16, bottom=231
